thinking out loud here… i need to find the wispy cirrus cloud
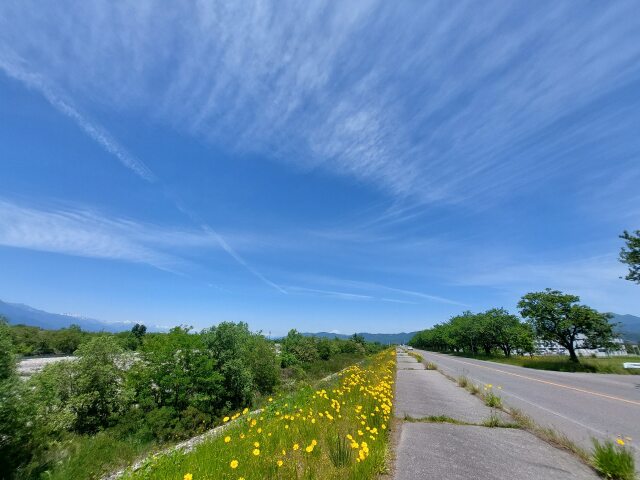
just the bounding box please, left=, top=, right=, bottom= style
left=0, top=50, right=286, bottom=292
left=286, top=274, right=466, bottom=307
left=284, top=286, right=418, bottom=305
left=0, top=54, right=156, bottom=182
left=0, top=198, right=251, bottom=273
left=2, top=1, right=639, bottom=205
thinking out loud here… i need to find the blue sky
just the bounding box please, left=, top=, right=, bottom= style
left=1, top=1, right=639, bottom=335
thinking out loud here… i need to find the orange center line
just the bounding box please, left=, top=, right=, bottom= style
left=424, top=353, right=640, bottom=407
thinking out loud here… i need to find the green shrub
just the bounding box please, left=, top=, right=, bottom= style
left=592, top=439, right=635, bottom=480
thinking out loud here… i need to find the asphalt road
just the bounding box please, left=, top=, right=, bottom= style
left=415, top=350, right=640, bottom=462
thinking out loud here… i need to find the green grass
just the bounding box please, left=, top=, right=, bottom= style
left=19, top=431, right=155, bottom=480
left=121, top=350, right=395, bottom=480
left=302, top=353, right=367, bottom=382
left=591, top=439, right=636, bottom=480
left=449, top=353, right=640, bottom=375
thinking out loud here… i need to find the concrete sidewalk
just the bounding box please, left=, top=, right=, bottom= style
left=393, top=350, right=598, bottom=480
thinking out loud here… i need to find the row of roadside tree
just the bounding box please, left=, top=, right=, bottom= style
left=409, top=288, right=619, bottom=362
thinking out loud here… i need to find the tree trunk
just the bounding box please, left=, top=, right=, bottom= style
left=567, top=344, right=579, bottom=363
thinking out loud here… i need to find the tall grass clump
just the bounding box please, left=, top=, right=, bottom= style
left=457, top=376, right=469, bottom=388
left=329, top=434, right=353, bottom=467
left=591, top=439, right=636, bottom=480
left=122, top=350, right=396, bottom=480
left=483, top=385, right=502, bottom=408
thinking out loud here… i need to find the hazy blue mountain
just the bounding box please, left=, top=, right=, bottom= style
left=610, top=313, right=640, bottom=342
left=0, top=299, right=167, bottom=332
left=302, top=331, right=419, bottom=344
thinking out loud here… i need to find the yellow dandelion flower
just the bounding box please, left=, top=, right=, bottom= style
left=230, top=459, right=239, bottom=469
left=293, top=443, right=300, bottom=451
left=242, top=408, right=249, bottom=415
left=223, top=416, right=230, bottom=422
left=224, top=436, right=231, bottom=443
left=277, top=460, right=283, bottom=467
left=253, top=448, right=261, bottom=456
left=617, top=438, right=626, bottom=446
left=184, top=474, right=192, bottom=480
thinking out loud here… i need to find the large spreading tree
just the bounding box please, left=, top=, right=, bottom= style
left=620, top=229, right=640, bottom=284
left=518, top=289, right=617, bottom=362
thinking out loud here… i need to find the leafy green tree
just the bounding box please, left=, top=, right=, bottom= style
left=132, top=323, right=147, bottom=341
left=620, top=230, right=640, bottom=284
left=202, top=322, right=271, bottom=406
left=0, top=319, right=35, bottom=478
left=53, top=324, right=85, bottom=354
left=281, top=329, right=319, bottom=364
left=134, top=327, right=223, bottom=417
left=481, top=308, right=533, bottom=357
left=0, top=317, right=14, bottom=381
left=69, top=336, right=129, bottom=432
left=317, top=338, right=341, bottom=360
left=518, top=289, right=617, bottom=362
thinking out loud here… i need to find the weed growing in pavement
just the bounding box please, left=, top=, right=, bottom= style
left=425, top=362, right=438, bottom=370
left=404, top=415, right=471, bottom=426
left=509, top=407, right=590, bottom=463
left=482, top=385, right=502, bottom=408
left=481, top=413, right=520, bottom=429
left=408, top=352, right=423, bottom=363
left=482, top=414, right=503, bottom=428
left=457, top=376, right=469, bottom=388
left=468, top=383, right=481, bottom=395
left=592, top=439, right=636, bottom=480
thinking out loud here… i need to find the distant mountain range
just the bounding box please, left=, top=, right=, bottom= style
left=0, top=299, right=168, bottom=333
left=610, top=313, right=640, bottom=342
left=1, top=298, right=639, bottom=343
left=302, top=331, right=419, bottom=345
left=304, top=313, right=640, bottom=345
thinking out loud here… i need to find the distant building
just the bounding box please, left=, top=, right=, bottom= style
left=534, top=335, right=627, bottom=357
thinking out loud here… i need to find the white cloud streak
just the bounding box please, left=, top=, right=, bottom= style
left=286, top=274, right=465, bottom=307
left=0, top=53, right=286, bottom=293
left=0, top=199, right=181, bottom=269
left=2, top=1, right=638, bottom=205
left=0, top=54, right=156, bottom=182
